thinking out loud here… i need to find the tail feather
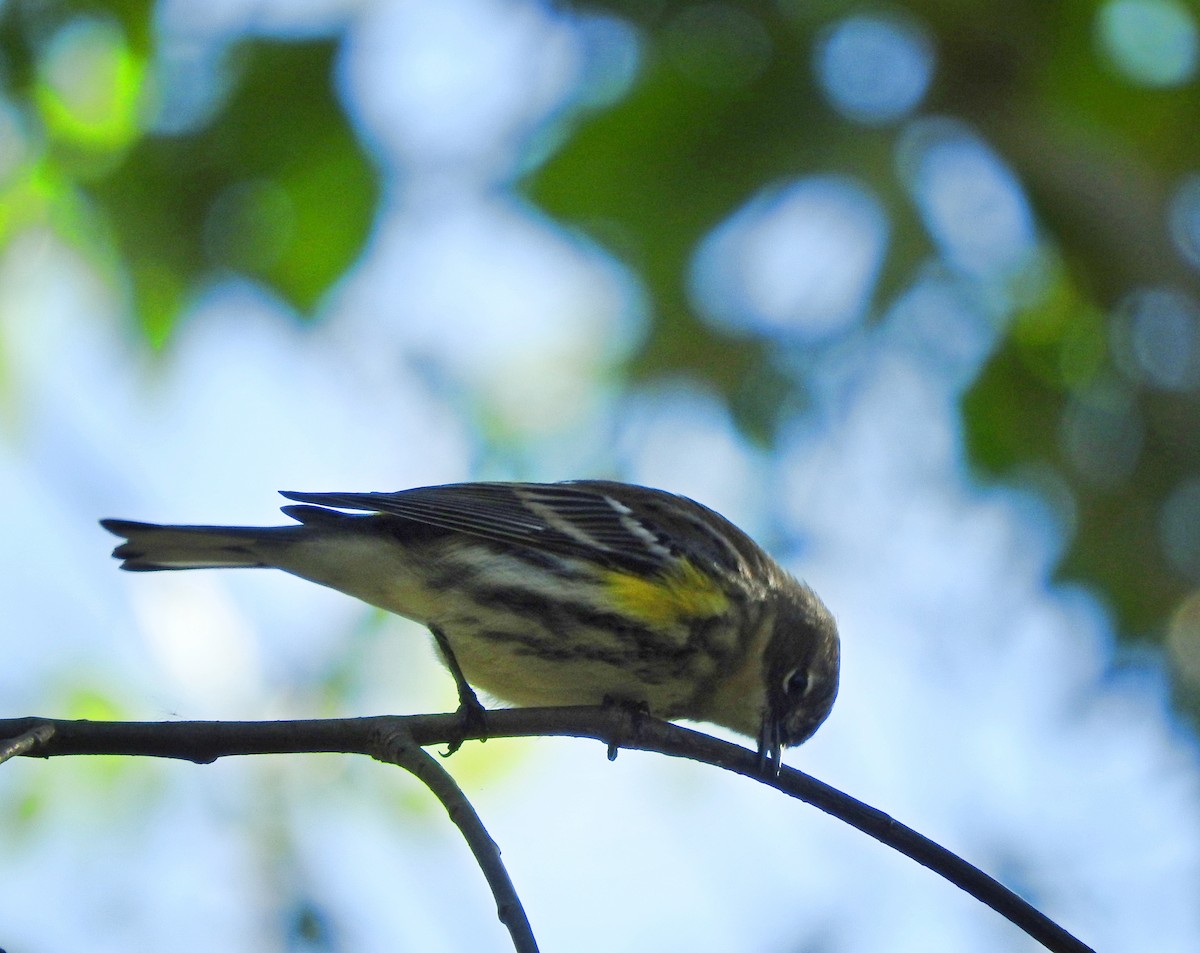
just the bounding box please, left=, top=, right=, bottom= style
left=100, top=519, right=282, bottom=571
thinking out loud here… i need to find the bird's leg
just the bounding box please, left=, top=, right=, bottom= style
left=601, top=695, right=651, bottom=762
left=429, top=624, right=487, bottom=756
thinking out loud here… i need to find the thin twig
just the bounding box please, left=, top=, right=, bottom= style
left=0, top=710, right=1095, bottom=953
left=0, top=722, right=55, bottom=765
left=369, top=723, right=538, bottom=953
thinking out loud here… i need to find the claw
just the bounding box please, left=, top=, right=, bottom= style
left=602, top=696, right=649, bottom=761
left=441, top=690, right=488, bottom=757
left=430, top=624, right=488, bottom=756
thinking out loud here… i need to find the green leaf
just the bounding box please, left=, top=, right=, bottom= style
left=90, top=39, right=378, bottom=342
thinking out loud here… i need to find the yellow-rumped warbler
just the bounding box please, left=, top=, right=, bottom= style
left=101, top=481, right=839, bottom=758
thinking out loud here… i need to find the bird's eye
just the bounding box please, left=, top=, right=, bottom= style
left=783, top=668, right=810, bottom=699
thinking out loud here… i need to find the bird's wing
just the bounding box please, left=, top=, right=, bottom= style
left=279, top=481, right=754, bottom=575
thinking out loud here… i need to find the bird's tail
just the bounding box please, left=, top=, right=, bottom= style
left=100, top=519, right=298, bottom=571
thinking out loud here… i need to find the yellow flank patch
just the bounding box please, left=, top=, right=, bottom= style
left=601, top=559, right=729, bottom=627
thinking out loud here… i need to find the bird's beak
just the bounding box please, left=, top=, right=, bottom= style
left=756, top=711, right=783, bottom=777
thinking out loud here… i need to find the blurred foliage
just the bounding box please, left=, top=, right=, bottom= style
left=0, top=0, right=376, bottom=344
left=3, top=0, right=1200, bottom=713
left=96, top=39, right=377, bottom=343
left=537, top=0, right=1200, bottom=715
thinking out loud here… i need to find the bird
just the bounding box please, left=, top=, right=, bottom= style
left=101, top=480, right=839, bottom=763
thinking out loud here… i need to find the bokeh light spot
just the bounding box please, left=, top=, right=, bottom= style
left=1097, top=0, right=1199, bottom=87
left=897, top=117, right=1036, bottom=280
left=1060, top=382, right=1144, bottom=488
left=1169, top=173, right=1200, bottom=270
left=571, top=14, right=642, bottom=111
left=0, top=101, right=34, bottom=189
left=1012, top=462, right=1080, bottom=552
left=1161, top=477, right=1200, bottom=580
left=814, top=13, right=934, bottom=125
left=1167, top=589, right=1200, bottom=688
left=1111, top=286, right=1200, bottom=390
left=691, top=175, right=887, bottom=340
left=881, top=267, right=999, bottom=388
left=204, top=179, right=296, bottom=273
left=343, top=0, right=584, bottom=172
left=35, top=16, right=144, bottom=155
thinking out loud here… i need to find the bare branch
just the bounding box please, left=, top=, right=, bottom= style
left=1, top=709, right=1095, bottom=953
left=369, top=722, right=539, bottom=953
